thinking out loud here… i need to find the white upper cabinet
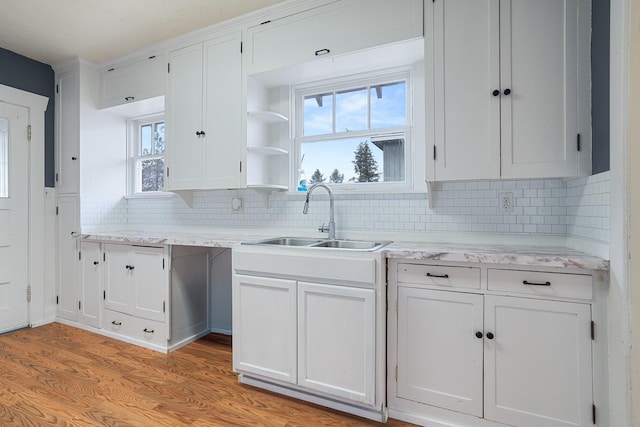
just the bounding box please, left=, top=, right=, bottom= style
left=56, top=69, right=80, bottom=194
left=165, top=31, right=243, bottom=191
left=100, top=54, right=166, bottom=109
left=428, top=0, right=591, bottom=181
left=244, top=0, right=423, bottom=75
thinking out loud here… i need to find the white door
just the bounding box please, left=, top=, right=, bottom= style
left=396, top=287, right=484, bottom=417
left=56, top=194, right=79, bottom=321
left=484, top=295, right=593, bottom=427
left=78, top=241, right=101, bottom=328
left=232, top=274, right=297, bottom=384
left=500, top=0, right=579, bottom=178
left=203, top=31, right=243, bottom=189
left=165, top=43, right=204, bottom=190
left=131, top=246, right=166, bottom=322
left=297, top=281, right=375, bottom=405
left=103, top=243, right=132, bottom=314
left=0, top=102, right=29, bottom=333
left=430, top=0, right=501, bottom=181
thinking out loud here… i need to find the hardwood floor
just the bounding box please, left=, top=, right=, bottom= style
left=0, top=323, right=416, bottom=426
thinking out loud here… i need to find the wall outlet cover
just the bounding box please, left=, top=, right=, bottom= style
left=499, top=192, right=514, bottom=213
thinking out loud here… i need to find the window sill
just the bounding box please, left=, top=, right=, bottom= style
left=124, top=191, right=177, bottom=200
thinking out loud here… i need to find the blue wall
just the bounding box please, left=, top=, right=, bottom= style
left=591, top=0, right=610, bottom=174
left=0, top=47, right=55, bottom=187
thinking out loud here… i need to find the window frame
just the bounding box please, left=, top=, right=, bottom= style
left=291, top=68, right=415, bottom=193
left=126, top=113, right=168, bottom=196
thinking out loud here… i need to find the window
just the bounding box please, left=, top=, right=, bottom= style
left=129, top=115, right=165, bottom=194
left=293, top=70, right=411, bottom=191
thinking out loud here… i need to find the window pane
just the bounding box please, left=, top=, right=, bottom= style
left=141, top=159, right=164, bottom=192
left=154, top=122, right=165, bottom=155
left=370, top=82, right=406, bottom=129
left=303, top=93, right=333, bottom=136
left=140, top=124, right=152, bottom=156
left=0, top=119, right=7, bottom=198
left=335, top=87, right=367, bottom=133
left=301, top=135, right=404, bottom=184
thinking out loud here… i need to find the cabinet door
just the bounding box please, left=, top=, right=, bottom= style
left=232, top=274, right=297, bottom=384
left=297, top=282, right=375, bottom=405
left=56, top=195, right=79, bottom=321
left=396, top=287, right=484, bottom=417
left=202, top=31, right=243, bottom=189
left=103, top=244, right=132, bottom=314
left=56, top=70, right=80, bottom=194
left=500, top=0, right=579, bottom=178
left=246, top=0, right=423, bottom=74
left=484, top=295, right=593, bottom=427
left=78, top=241, right=101, bottom=328
left=430, top=0, right=500, bottom=181
left=100, top=54, right=166, bottom=109
left=130, top=246, right=166, bottom=322
left=165, top=43, right=205, bottom=190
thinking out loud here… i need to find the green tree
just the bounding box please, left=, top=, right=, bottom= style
left=329, top=169, right=344, bottom=183
left=352, top=141, right=379, bottom=182
left=310, top=168, right=325, bottom=183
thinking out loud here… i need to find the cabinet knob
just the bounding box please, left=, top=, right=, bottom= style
left=503, top=88, right=511, bottom=95
left=475, top=331, right=483, bottom=339
left=492, top=90, right=500, bottom=96
left=71, top=156, right=77, bottom=160
left=93, top=261, right=99, bottom=265
left=125, top=265, right=134, bottom=270
left=486, top=332, right=494, bottom=340
left=195, top=130, right=206, bottom=137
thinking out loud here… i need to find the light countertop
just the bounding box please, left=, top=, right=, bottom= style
left=79, top=229, right=609, bottom=271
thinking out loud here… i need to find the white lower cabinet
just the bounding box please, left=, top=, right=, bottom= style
left=233, top=274, right=297, bottom=384
left=102, top=243, right=169, bottom=346
left=297, top=281, right=375, bottom=405
left=389, top=261, right=595, bottom=427
left=78, top=241, right=102, bottom=328
left=232, top=246, right=385, bottom=421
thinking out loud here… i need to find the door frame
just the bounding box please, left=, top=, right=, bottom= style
left=0, top=84, right=48, bottom=328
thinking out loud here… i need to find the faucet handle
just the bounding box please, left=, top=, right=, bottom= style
left=318, top=223, right=329, bottom=233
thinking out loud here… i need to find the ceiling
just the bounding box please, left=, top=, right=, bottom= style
left=0, top=0, right=285, bottom=66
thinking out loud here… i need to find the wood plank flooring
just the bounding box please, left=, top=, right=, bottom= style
left=0, top=323, right=416, bottom=426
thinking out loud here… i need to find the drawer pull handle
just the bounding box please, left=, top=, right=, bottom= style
left=523, top=280, right=551, bottom=286
left=315, top=48, right=330, bottom=56
left=143, top=328, right=154, bottom=333
left=426, top=273, right=449, bottom=279
left=111, top=320, right=122, bottom=326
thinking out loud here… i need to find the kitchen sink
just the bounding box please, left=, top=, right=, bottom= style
left=243, top=237, right=391, bottom=251
left=255, top=237, right=325, bottom=246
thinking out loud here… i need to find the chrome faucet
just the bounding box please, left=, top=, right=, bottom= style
left=303, top=183, right=335, bottom=240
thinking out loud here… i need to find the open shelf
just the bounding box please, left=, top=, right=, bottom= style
left=247, top=146, right=289, bottom=156
left=247, top=110, right=288, bottom=123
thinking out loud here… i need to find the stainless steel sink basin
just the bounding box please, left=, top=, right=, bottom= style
left=309, top=239, right=389, bottom=250
left=243, top=237, right=391, bottom=251
left=254, top=237, right=325, bottom=246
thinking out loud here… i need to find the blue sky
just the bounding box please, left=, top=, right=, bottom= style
left=300, top=81, right=406, bottom=183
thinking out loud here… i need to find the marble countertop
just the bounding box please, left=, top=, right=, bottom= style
left=79, top=229, right=609, bottom=271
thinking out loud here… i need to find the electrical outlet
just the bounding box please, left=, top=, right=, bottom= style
left=499, top=192, right=513, bottom=213
left=231, top=198, right=243, bottom=213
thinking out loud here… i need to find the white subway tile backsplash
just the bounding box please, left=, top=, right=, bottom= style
left=81, top=172, right=610, bottom=244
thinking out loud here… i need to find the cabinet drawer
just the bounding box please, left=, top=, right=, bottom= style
left=103, top=309, right=167, bottom=346
left=488, top=269, right=592, bottom=300
left=397, top=264, right=481, bottom=290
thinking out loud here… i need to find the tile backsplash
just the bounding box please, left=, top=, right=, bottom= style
left=81, top=171, right=610, bottom=244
